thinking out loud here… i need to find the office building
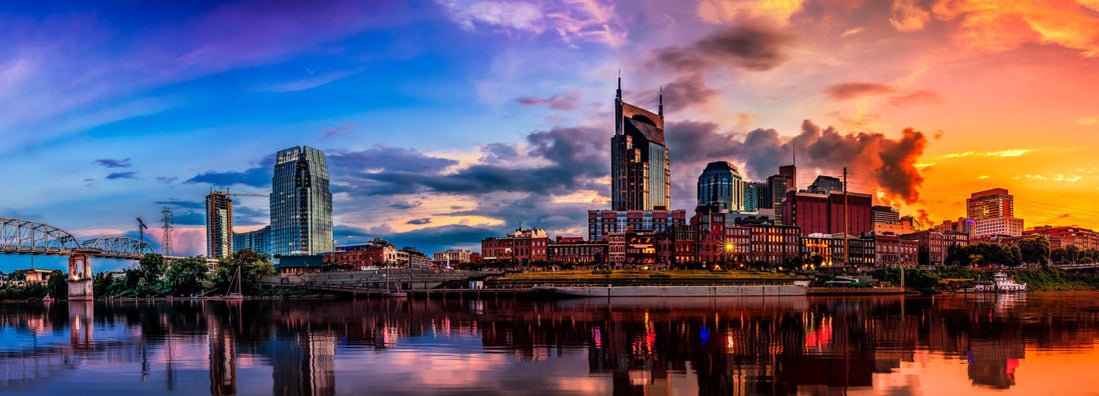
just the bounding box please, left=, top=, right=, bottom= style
left=743, top=181, right=767, bottom=212
left=481, top=228, right=550, bottom=265
left=233, top=225, right=270, bottom=255
left=270, top=146, right=333, bottom=256
left=611, top=75, right=670, bottom=211
left=871, top=205, right=900, bottom=224
left=809, top=175, right=843, bottom=194
left=697, top=161, right=744, bottom=212
left=966, top=188, right=1023, bottom=237
left=206, top=191, right=233, bottom=259
left=782, top=190, right=873, bottom=237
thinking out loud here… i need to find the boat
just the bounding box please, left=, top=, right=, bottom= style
left=42, top=294, right=55, bottom=303
left=223, top=266, right=245, bottom=300
left=972, top=272, right=1027, bottom=293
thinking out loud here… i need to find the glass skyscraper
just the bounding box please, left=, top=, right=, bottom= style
left=270, top=146, right=333, bottom=256
left=610, top=76, right=670, bottom=211
left=696, top=161, right=744, bottom=212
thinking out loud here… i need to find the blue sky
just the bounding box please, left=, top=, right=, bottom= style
left=4, top=0, right=1099, bottom=271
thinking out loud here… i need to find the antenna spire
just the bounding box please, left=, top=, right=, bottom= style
left=616, top=69, right=622, bottom=100
left=658, top=85, right=664, bottom=119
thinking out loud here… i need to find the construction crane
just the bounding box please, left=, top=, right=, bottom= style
left=223, top=187, right=268, bottom=199
left=136, top=217, right=149, bottom=243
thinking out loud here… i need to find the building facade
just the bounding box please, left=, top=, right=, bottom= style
left=481, top=228, right=550, bottom=265
left=967, top=188, right=1023, bottom=237
left=433, top=249, right=473, bottom=264
left=697, top=161, right=744, bottom=212
left=782, top=190, right=873, bottom=237
left=588, top=209, right=687, bottom=241
left=808, top=175, right=843, bottom=194
left=611, top=76, right=670, bottom=211
left=206, top=191, right=233, bottom=259
left=900, top=231, right=970, bottom=266
left=547, top=237, right=607, bottom=265
left=232, top=225, right=270, bottom=255
left=270, top=146, right=333, bottom=256
left=743, top=181, right=767, bottom=212
left=871, top=234, right=919, bottom=267
left=1024, top=225, right=1099, bottom=250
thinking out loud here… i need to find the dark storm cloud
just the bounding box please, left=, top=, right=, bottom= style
left=513, top=92, right=580, bottom=110
left=390, top=201, right=422, bottom=210
left=665, top=119, right=928, bottom=204
left=825, top=82, right=896, bottom=100
left=170, top=210, right=205, bottom=226
left=332, top=224, right=501, bottom=254
left=156, top=200, right=204, bottom=209
left=654, top=23, right=797, bottom=73
left=106, top=171, right=138, bottom=180
left=406, top=218, right=431, bottom=225
left=186, top=166, right=271, bottom=188
left=344, top=125, right=607, bottom=196
left=328, top=146, right=457, bottom=175
left=480, top=143, right=520, bottom=162
left=94, top=158, right=132, bottom=168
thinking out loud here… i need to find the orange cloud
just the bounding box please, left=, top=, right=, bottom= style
left=932, top=0, right=1099, bottom=56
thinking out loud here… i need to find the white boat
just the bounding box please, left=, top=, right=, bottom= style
left=973, top=272, right=1027, bottom=293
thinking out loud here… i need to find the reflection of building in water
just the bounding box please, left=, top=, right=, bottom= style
left=208, top=315, right=237, bottom=395
left=69, top=301, right=94, bottom=349
left=968, top=339, right=1025, bottom=389
left=271, top=331, right=336, bottom=396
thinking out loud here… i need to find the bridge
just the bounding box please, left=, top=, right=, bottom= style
left=1, top=217, right=155, bottom=260
left=2, top=217, right=159, bottom=301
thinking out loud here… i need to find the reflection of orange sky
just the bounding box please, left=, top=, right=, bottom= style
left=856, top=344, right=1099, bottom=395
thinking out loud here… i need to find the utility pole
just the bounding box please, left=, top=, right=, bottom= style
left=161, top=207, right=173, bottom=256
left=843, top=167, right=849, bottom=269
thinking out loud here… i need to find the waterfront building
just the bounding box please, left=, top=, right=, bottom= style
left=1024, top=225, right=1099, bottom=250
left=874, top=216, right=919, bottom=235
left=432, top=249, right=473, bottom=264
left=900, top=230, right=970, bottom=266
left=604, top=230, right=673, bottom=268
left=611, top=75, right=670, bottom=211
left=967, top=188, right=1024, bottom=237
left=782, top=190, right=873, bottom=236
left=206, top=191, right=233, bottom=259
left=697, top=161, right=744, bottom=212
left=799, top=233, right=875, bottom=268
left=547, top=237, right=607, bottom=265
left=480, top=228, right=550, bottom=265
left=587, top=209, right=687, bottom=241
left=401, top=247, right=432, bottom=268
left=270, top=146, right=333, bottom=256
left=273, top=254, right=328, bottom=274
left=233, top=225, right=270, bottom=255
left=746, top=224, right=801, bottom=266
left=870, top=234, right=919, bottom=267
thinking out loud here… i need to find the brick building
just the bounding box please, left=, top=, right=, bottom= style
left=480, top=228, right=550, bottom=265
left=782, top=190, right=872, bottom=237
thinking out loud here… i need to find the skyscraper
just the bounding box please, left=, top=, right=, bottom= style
left=611, top=75, right=670, bottom=211
left=966, top=188, right=1023, bottom=237
left=270, top=146, right=333, bottom=256
left=206, top=191, right=233, bottom=259
left=697, top=161, right=744, bottom=213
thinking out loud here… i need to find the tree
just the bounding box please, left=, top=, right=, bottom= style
left=213, top=249, right=276, bottom=295
left=139, top=254, right=166, bottom=283
left=165, top=258, right=209, bottom=296
left=47, top=270, right=67, bottom=299
left=1018, top=236, right=1051, bottom=265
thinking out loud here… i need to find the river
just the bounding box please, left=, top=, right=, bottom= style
left=2, top=292, right=1098, bottom=395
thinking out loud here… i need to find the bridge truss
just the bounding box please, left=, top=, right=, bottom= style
left=0, top=217, right=155, bottom=260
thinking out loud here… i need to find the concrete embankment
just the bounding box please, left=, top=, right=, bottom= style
left=543, top=284, right=809, bottom=297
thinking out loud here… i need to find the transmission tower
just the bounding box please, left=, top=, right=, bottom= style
left=161, top=207, right=174, bottom=256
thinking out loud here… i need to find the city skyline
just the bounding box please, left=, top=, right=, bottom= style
left=2, top=1, right=1099, bottom=264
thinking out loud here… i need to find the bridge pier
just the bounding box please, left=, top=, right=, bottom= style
left=67, top=250, right=95, bottom=301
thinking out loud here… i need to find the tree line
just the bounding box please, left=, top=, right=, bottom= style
left=93, top=249, right=276, bottom=298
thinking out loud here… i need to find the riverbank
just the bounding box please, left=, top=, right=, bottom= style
left=490, top=269, right=810, bottom=288
left=871, top=266, right=1099, bottom=292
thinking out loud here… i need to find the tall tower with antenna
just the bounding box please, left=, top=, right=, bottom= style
left=161, top=207, right=174, bottom=256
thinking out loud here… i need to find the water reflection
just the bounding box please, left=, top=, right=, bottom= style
left=0, top=293, right=1098, bottom=395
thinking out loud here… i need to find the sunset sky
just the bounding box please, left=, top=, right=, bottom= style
left=3, top=0, right=1099, bottom=268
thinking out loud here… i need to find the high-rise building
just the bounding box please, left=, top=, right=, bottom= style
left=206, top=191, right=233, bottom=259
left=270, top=146, right=333, bottom=256
left=966, top=188, right=1023, bottom=237
left=697, top=161, right=744, bottom=213
left=767, top=165, right=795, bottom=224
left=611, top=75, right=670, bottom=211
left=747, top=181, right=771, bottom=210
left=871, top=205, right=901, bottom=224
left=743, top=182, right=766, bottom=212
left=782, top=190, right=873, bottom=237
left=233, top=225, right=270, bottom=255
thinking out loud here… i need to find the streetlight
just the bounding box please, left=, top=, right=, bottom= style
left=724, top=242, right=735, bottom=270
